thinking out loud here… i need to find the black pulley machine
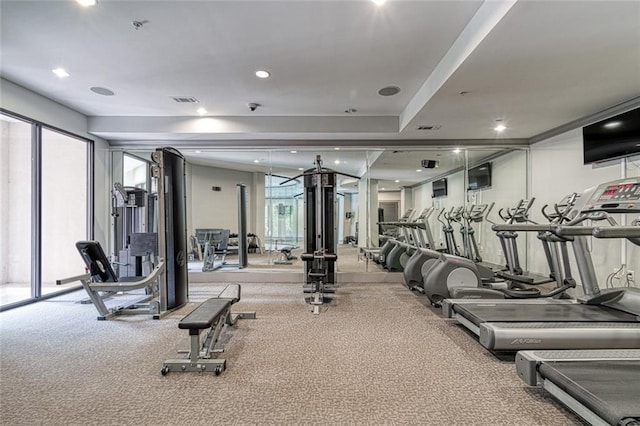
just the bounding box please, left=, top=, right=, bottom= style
left=282, top=155, right=359, bottom=314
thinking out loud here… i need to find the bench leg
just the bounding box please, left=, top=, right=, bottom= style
left=162, top=308, right=229, bottom=375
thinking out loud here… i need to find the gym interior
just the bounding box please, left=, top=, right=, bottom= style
left=1, top=1, right=639, bottom=425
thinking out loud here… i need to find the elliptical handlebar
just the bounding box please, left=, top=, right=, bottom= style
left=498, top=198, right=536, bottom=224
left=542, top=192, right=579, bottom=224
left=436, top=208, right=447, bottom=226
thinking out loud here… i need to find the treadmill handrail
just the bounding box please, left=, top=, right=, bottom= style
left=592, top=226, right=640, bottom=238
left=554, top=225, right=597, bottom=236
left=491, top=224, right=556, bottom=232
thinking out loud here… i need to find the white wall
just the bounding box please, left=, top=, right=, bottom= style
left=529, top=128, right=634, bottom=293
left=188, top=163, right=261, bottom=240
left=468, top=150, right=528, bottom=267
left=378, top=191, right=400, bottom=202
left=412, top=170, right=465, bottom=250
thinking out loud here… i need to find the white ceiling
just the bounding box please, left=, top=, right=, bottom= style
left=1, top=0, right=640, bottom=189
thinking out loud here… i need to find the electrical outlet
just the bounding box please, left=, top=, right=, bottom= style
left=627, top=270, right=635, bottom=282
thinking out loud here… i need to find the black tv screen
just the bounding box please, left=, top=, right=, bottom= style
left=468, top=162, right=492, bottom=190
left=432, top=178, right=448, bottom=198
left=583, top=107, right=640, bottom=164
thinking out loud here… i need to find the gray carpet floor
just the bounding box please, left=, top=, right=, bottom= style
left=0, top=281, right=581, bottom=425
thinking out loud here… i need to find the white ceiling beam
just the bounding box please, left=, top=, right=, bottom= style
left=399, top=0, right=518, bottom=132
left=89, top=115, right=399, bottom=136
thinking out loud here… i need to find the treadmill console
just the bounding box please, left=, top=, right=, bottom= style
left=584, top=178, right=640, bottom=213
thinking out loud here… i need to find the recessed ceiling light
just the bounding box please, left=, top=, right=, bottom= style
left=416, top=169, right=422, bottom=172
left=604, top=121, right=622, bottom=129
left=453, top=148, right=461, bottom=154
left=334, top=160, right=340, bottom=165
left=381, top=187, right=386, bottom=190
left=298, top=167, right=304, bottom=171
left=394, top=180, right=400, bottom=183
left=494, top=124, right=507, bottom=132
left=255, top=70, right=270, bottom=79
left=372, top=0, right=386, bottom=6
left=52, top=68, right=70, bottom=78
left=290, top=150, right=297, bottom=154
left=195, top=150, right=202, bottom=154
left=76, top=0, right=97, bottom=6
left=334, top=147, right=341, bottom=150
left=253, top=159, right=260, bottom=163
left=197, top=107, right=207, bottom=115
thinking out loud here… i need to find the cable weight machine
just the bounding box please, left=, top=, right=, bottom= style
left=282, top=155, right=359, bottom=314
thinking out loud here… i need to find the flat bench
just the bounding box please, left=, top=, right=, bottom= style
left=161, top=284, right=256, bottom=376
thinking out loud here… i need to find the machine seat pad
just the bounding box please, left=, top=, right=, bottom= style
left=179, top=299, right=231, bottom=331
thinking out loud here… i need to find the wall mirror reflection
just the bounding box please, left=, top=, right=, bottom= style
left=113, top=146, right=534, bottom=284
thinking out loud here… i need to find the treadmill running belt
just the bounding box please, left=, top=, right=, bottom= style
left=455, top=303, right=639, bottom=326
left=539, top=361, right=640, bottom=425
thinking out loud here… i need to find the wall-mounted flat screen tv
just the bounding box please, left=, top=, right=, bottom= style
left=432, top=178, right=448, bottom=198
left=583, top=107, right=640, bottom=164
left=468, top=162, right=492, bottom=190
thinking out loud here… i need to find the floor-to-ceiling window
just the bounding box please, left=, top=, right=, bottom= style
left=264, top=175, right=302, bottom=249
left=41, top=128, right=90, bottom=297
left=0, top=113, right=33, bottom=305
left=0, top=111, right=92, bottom=309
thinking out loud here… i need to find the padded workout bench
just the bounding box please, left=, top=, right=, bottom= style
left=161, top=284, right=256, bottom=376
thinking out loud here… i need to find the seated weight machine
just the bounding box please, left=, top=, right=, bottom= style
left=196, top=228, right=231, bottom=272
left=62, top=147, right=190, bottom=320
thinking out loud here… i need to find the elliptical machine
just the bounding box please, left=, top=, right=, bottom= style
left=423, top=195, right=579, bottom=305
left=457, top=202, right=499, bottom=282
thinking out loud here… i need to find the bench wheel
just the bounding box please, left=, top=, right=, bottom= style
left=214, top=366, right=222, bottom=376
left=161, top=366, right=170, bottom=376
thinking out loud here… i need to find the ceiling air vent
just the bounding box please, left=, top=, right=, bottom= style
left=171, top=96, right=199, bottom=103
left=416, top=125, right=442, bottom=130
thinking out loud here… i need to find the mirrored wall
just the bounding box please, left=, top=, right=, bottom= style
left=112, top=146, right=531, bottom=276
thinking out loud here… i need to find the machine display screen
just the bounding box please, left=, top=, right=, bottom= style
left=597, top=183, right=640, bottom=201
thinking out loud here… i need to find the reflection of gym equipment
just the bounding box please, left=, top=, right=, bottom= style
left=194, top=184, right=250, bottom=271
left=188, top=235, right=202, bottom=261
left=273, top=241, right=297, bottom=265
left=161, top=284, right=256, bottom=376
left=382, top=207, right=437, bottom=272
left=196, top=228, right=230, bottom=272
left=363, top=208, right=415, bottom=266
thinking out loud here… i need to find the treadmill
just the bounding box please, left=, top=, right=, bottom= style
left=515, top=349, right=640, bottom=425
left=442, top=178, right=640, bottom=351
